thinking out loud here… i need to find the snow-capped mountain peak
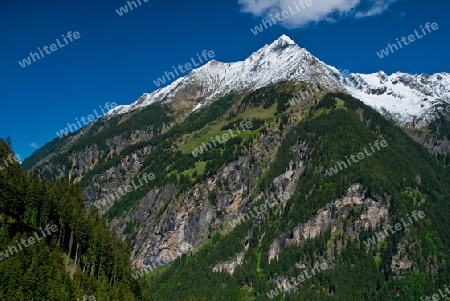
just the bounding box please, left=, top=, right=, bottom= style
left=278, top=34, right=296, bottom=45
left=108, top=35, right=449, bottom=127
left=109, top=35, right=342, bottom=115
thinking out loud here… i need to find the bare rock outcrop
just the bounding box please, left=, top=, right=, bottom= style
left=268, top=183, right=389, bottom=262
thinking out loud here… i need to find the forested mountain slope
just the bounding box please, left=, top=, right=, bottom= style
left=148, top=92, right=450, bottom=300
left=0, top=141, right=152, bottom=301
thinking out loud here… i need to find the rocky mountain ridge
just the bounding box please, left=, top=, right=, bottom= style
left=21, top=36, right=450, bottom=280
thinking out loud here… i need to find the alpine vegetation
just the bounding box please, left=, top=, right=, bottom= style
left=191, top=120, right=253, bottom=157
left=228, top=191, right=291, bottom=228
left=363, top=210, right=425, bottom=248
left=376, top=22, right=439, bottom=59
left=266, top=262, right=328, bottom=299
left=289, top=85, right=319, bottom=108
left=324, top=139, right=388, bottom=176
left=0, top=223, right=58, bottom=262
left=289, top=70, right=349, bottom=107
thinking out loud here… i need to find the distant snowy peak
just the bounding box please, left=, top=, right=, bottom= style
left=108, top=35, right=449, bottom=128
left=343, top=71, right=450, bottom=125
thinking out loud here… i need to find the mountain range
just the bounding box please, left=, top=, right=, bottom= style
left=16, top=34, right=450, bottom=300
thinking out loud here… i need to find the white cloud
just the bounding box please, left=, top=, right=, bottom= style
left=238, top=0, right=398, bottom=27
left=355, top=0, right=396, bottom=18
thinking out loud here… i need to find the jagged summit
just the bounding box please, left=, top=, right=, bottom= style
left=275, top=34, right=297, bottom=45
left=109, top=35, right=342, bottom=115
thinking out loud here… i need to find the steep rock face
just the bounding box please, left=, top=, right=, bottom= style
left=84, top=145, right=153, bottom=211
left=272, top=140, right=309, bottom=198
left=111, top=115, right=311, bottom=269
left=431, top=137, right=450, bottom=155
left=114, top=154, right=257, bottom=269
left=112, top=150, right=259, bottom=268
left=391, top=237, right=414, bottom=272
left=268, top=184, right=389, bottom=262
left=406, top=127, right=450, bottom=156
left=35, top=126, right=156, bottom=184
left=212, top=251, right=246, bottom=275
left=208, top=141, right=310, bottom=275
left=212, top=233, right=251, bottom=275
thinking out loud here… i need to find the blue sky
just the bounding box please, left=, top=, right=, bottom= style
left=1, top=0, right=449, bottom=160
